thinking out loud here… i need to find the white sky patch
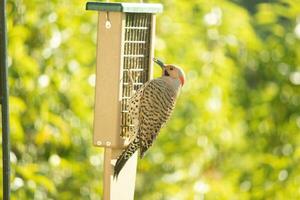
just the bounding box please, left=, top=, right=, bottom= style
left=289, top=71, right=300, bottom=85
left=50, top=30, right=62, bottom=49
left=49, top=154, right=61, bottom=167
left=194, top=181, right=210, bottom=194
left=295, top=23, right=300, bottom=39
left=207, top=87, right=222, bottom=112
left=7, top=56, right=12, bottom=67
left=88, top=74, right=96, bottom=87
left=206, top=97, right=222, bottom=112
left=38, top=74, right=50, bottom=88
left=68, top=60, right=79, bottom=73
left=11, top=177, right=24, bottom=191
left=10, top=151, right=17, bottom=164
left=48, top=12, right=57, bottom=23
left=42, top=48, right=52, bottom=59
left=204, top=7, right=222, bottom=26
left=278, top=169, right=288, bottom=181
left=89, top=155, right=101, bottom=166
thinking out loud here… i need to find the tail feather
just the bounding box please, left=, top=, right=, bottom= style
left=113, top=138, right=139, bottom=179
left=113, top=152, right=128, bottom=179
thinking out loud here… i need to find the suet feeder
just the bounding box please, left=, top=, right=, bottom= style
left=86, top=2, right=163, bottom=200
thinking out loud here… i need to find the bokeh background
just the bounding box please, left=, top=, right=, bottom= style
left=1, top=0, right=300, bottom=199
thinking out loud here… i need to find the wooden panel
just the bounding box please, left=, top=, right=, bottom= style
left=103, top=148, right=138, bottom=200
left=93, top=12, right=125, bottom=148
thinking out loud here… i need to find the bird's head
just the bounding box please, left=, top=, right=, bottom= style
left=153, top=58, right=185, bottom=86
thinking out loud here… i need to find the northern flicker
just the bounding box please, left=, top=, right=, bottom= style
left=114, top=58, right=185, bottom=178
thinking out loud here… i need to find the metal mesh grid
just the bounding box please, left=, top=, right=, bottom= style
left=121, top=13, right=152, bottom=137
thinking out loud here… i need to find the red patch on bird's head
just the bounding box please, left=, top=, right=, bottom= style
left=178, top=68, right=185, bottom=86
left=179, top=75, right=185, bottom=86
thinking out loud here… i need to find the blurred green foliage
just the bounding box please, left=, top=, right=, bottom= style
left=1, top=0, right=300, bottom=199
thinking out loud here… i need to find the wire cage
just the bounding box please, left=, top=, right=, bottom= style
left=86, top=2, right=163, bottom=148
left=121, top=13, right=152, bottom=138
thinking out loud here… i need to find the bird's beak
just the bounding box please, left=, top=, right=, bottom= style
left=153, top=58, right=165, bottom=69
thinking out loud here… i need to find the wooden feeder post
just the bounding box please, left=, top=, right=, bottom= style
left=86, top=2, right=163, bottom=200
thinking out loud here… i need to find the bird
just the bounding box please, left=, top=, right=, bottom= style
left=113, top=58, right=185, bottom=179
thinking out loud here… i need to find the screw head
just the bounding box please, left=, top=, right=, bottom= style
left=96, top=141, right=102, bottom=146
left=105, top=21, right=111, bottom=29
